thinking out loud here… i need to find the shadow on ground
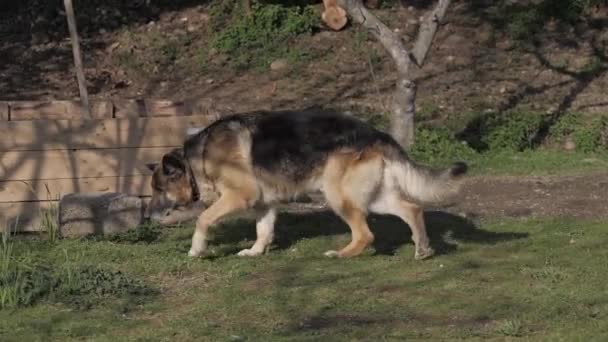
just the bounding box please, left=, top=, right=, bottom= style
left=208, top=209, right=529, bottom=257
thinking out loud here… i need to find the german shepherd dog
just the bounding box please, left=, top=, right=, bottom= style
left=145, top=109, right=467, bottom=260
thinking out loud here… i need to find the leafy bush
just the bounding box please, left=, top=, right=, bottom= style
left=573, top=115, right=608, bottom=152
left=459, top=111, right=547, bottom=152
left=550, top=112, right=608, bottom=152
left=209, top=1, right=319, bottom=69
left=410, top=126, right=477, bottom=165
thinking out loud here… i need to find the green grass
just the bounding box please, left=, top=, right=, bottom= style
left=355, top=110, right=608, bottom=176
left=416, top=148, right=608, bottom=176
left=2, top=214, right=608, bottom=341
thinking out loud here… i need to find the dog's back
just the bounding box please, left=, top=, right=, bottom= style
left=184, top=109, right=466, bottom=206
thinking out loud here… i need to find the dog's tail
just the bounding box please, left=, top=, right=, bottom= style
left=389, top=152, right=468, bottom=207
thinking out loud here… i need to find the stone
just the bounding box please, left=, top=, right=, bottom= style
left=59, top=192, right=144, bottom=237
left=270, top=59, right=289, bottom=71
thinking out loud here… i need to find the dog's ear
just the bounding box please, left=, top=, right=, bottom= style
left=145, top=162, right=159, bottom=172
left=161, top=152, right=185, bottom=178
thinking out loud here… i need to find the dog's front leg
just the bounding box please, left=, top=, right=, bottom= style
left=188, top=192, right=248, bottom=257
left=238, top=207, right=277, bottom=257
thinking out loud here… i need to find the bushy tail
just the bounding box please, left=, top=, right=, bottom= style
left=392, top=158, right=468, bottom=207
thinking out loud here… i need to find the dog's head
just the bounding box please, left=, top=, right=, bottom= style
left=145, top=148, right=199, bottom=222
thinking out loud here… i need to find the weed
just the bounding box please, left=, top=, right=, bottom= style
left=0, top=219, right=21, bottom=309
left=495, top=319, right=524, bottom=337
left=0, top=220, right=15, bottom=276
left=108, top=223, right=162, bottom=244
left=149, top=32, right=184, bottom=68
left=352, top=28, right=369, bottom=52
left=56, top=268, right=157, bottom=310
left=40, top=184, right=59, bottom=243
left=0, top=266, right=56, bottom=309
left=17, top=182, right=59, bottom=242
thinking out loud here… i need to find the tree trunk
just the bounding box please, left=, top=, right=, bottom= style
left=64, top=0, right=91, bottom=119
left=336, top=0, right=451, bottom=148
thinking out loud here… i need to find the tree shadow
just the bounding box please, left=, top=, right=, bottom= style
left=450, top=1, right=608, bottom=151
left=0, top=0, right=212, bottom=99
left=0, top=113, right=201, bottom=232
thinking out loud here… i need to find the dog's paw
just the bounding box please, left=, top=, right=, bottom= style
left=188, top=248, right=203, bottom=258
left=324, top=250, right=340, bottom=258
left=237, top=248, right=263, bottom=257
left=414, top=246, right=435, bottom=260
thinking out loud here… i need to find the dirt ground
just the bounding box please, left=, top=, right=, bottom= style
left=451, top=173, right=608, bottom=219
left=1, top=2, right=608, bottom=120
left=289, top=173, right=608, bottom=221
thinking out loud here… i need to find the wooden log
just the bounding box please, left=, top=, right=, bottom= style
left=9, top=100, right=112, bottom=120
left=0, top=175, right=152, bottom=203
left=321, top=0, right=348, bottom=31
left=0, top=115, right=213, bottom=152
left=1, top=147, right=172, bottom=181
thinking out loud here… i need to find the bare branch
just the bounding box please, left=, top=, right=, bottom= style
left=337, top=0, right=411, bottom=75
left=411, top=0, right=451, bottom=66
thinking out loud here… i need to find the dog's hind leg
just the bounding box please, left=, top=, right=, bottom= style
left=322, top=149, right=383, bottom=258
left=396, top=200, right=434, bottom=260
left=323, top=202, right=374, bottom=258
left=373, top=195, right=434, bottom=260
left=188, top=190, right=250, bottom=257
left=237, top=207, right=277, bottom=257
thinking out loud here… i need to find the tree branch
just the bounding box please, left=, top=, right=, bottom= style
left=411, top=0, right=451, bottom=66
left=337, top=0, right=412, bottom=75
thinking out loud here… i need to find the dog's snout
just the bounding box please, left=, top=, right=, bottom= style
left=147, top=208, right=173, bottom=222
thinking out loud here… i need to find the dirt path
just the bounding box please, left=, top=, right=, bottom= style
left=447, top=173, right=608, bottom=220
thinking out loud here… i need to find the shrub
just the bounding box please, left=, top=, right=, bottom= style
left=209, top=1, right=319, bottom=69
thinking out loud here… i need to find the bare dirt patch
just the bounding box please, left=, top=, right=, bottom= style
left=449, top=173, right=608, bottom=219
